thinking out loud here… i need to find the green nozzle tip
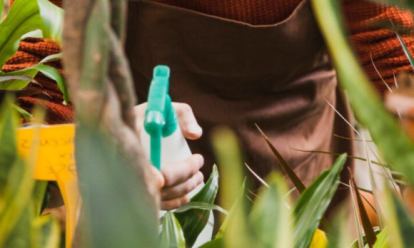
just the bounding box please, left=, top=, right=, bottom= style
left=154, top=65, right=170, bottom=78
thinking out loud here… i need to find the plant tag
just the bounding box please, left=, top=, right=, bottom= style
left=17, top=124, right=79, bottom=248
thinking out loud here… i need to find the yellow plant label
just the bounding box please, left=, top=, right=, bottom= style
left=17, top=124, right=76, bottom=181
left=17, top=124, right=78, bottom=248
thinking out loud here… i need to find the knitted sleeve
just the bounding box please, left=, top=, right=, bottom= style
left=342, top=0, right=414, bottom=95
left=4, top=0, right=72, bottom=124
left=2, top=38, right=73, bottom=124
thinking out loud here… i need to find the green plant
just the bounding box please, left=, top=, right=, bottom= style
left=0, top=96, right=60, bottom=248
left=4, top=0, right=410, bottom=247
left=0, top=0, right=69, bottom=117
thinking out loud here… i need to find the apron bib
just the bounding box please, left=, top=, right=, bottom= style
left=126, top=0, right=354, bottom=206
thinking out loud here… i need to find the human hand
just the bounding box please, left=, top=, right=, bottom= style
left=135, top=102, right=204, bottom=210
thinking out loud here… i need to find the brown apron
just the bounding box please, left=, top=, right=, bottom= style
left=125, top=0, right=354, bottom=207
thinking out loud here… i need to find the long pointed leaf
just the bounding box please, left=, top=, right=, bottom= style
left=0, top=76, right=34, bottom=83
left=174, top=202, right=228, bottom=215
left=12, top=104, right=33, bottom=120
left=350, top=183, right=365, bottom=248
left=174, top=165, right=219, bottom=247
left=350, top=172, right=377, bottom=247
left=35, top=63, right=69, bottom=104
left=395, top=30, right=414, bottom=70
left=0, top=69, right=38, bottom=90
left=312, top=0, right=414, bottom=188
left=0, top=97, right=35, bottom=247
left=161, top=212, right=186, bottom=248
left=39, top=53, right=62, bottom=64
left=292, top=154, right=347, bottom=248
left=256, top=124, right=305, bottom=193
left=0, top=64, right=70, bottom=104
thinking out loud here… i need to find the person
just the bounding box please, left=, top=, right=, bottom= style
left=125, top=0, right=414, bottom=215
left=4, top=0, right=414, bottom=212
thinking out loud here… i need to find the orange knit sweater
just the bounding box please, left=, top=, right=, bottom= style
left=3, top=0, right=414, bottom=124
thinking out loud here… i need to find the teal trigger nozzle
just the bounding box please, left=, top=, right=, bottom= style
left=144, top=65, right=178, bottom=170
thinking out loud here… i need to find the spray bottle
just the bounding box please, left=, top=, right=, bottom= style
left=140, top=65, right=213, bottom=247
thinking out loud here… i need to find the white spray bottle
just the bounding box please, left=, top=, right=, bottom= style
left=140, top=65, right=213, bottom=247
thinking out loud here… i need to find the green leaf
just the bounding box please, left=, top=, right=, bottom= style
left=174, top=202, right=228, bottom=215
left=40, top=53, right=62, bottom=64
left=0, top=64, right=70, bottom=104
left=0, top=98, right=35, bottom=247
left=292, top=154, right=347, bottom=248
left=75, top=127, right=159, bottom=248
left=373, top=228, right=388, bottom=248
left=312, top=0, right=414, bottom=188
left=32, top=180, right=48, bottom=216
left=32, top=214, right=60, bottom=248
left=199, top=237, right=224, bottom=248
left=383, top=189, right=414, bottom=248
left=351, top=173, right=377, bottom=247
left=350, top=173, right=377, bottom=246
left=214, top=179, right=246, bottom=240
left=0, top=69, right=38, bottom=90
left=0, top=0, right=41, bottom=69
left=256, top=124, right=306, bottom=193
left=161, top=212, right=186, bottom=248
left=250, top=173, right=293, bottom=248
left=326, top=209, right=353, bottom=248
left=21, top=29, right=43, bottom=40
left=0, top=75, right=35, bottom=84
left=2, top=208, right=32, bottom=248
left=0, top=96, right=18, bottom=184
left=212, top=128, right=257, bottom=248
left=12, top=104, right=33, bottom=120
left=395, top=30, right=414, bottom=70
left=174, top=165, right=219, bottom=247
left=351, top=186, right=365, bottom=248
left=0, top=0, right=4, bottom=21
left=35, top=63, right=69, bottom=104
left=37, top=0, right=64, bottom=45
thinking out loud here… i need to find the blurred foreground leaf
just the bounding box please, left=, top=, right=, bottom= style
left=32, top=214, right=60, bottom=248
left=0, top=97, right=58, bottom=247
left=75, top=128, right=158, bottom=248
left=373, top=228, right=388, bottom=248
left=312, top=0, right=414, bottom=187
left=250, top=173, right=293, bottom=248
left=212, top=127, right=256, bottom=247
left=384, top=189, right=414, bottom=248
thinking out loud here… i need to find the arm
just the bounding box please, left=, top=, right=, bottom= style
left=2, top=39, right=73, bottom=124
left=342, top=0, right=414, bottom=95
